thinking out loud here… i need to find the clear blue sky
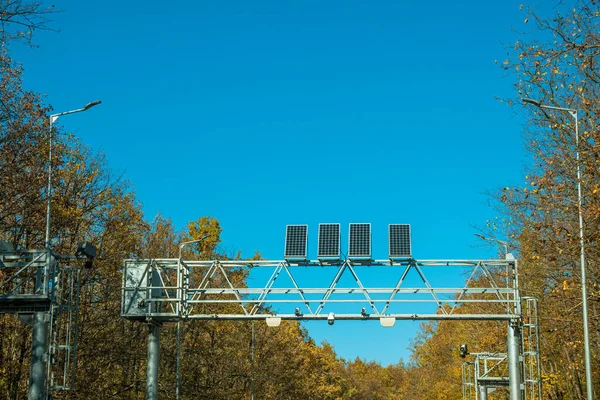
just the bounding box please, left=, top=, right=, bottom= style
left=14, top=0, right=529, bottom=365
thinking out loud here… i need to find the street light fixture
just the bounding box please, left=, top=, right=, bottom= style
left=474, top=234, right=514, bottom=289
left=474, top=234, right=509, bottom=258
left=176, top=236, right=208, bottom=400
left=265, top=317, right=282, bottom=327
left=45, top=100, right=102, bottom=251
left=522, top=97, right=594, bottom=400
left=31, top=100, right=101, bottom=400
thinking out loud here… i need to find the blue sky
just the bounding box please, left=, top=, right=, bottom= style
left=14, top=0, right=530, bottom=365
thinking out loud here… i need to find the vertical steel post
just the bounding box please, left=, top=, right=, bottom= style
left=572, top=111, right=594, bottom=400
left=251, top=321, right=255, bottom=400
left=508, top=320, right=522, bottom=400
left=146, top=323, right=161, bottom=400
left=479, top=385, right=488, bottom=400
left=30, top=115, right=55, bottom=400
left=523, top=100, right=594, bottom=399
left=28, top=312, right=47, bottom=400
left=176, top=321, right=181, bottom=400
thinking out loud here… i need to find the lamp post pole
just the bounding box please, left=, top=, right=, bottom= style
left=474, top=234, right=511, bottom=288
left=45, top=101, right=101, bottom=252
left=176, top=237, right=208, bottom=400
left=474, top=234, right=509, bottom=257
left=251, top=321, right=255, bottom=400
left=30, top=100, right=101, bottom=400
left=523, top=98, right=594, bottom=400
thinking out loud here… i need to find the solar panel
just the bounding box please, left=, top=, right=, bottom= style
left=348, top=223, right=371, bottom=259
left=284, top=225, right=308, bottom=260
left=389, top=224, right=411, bottom=258
left=318, top=223, right=340, bottom=259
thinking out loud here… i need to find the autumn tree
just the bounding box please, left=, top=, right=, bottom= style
left=0, top=0, right=57, bottom=47
left=494, top=0, right=600, bottom=397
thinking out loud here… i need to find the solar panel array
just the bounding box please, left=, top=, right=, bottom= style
left=389, top=224, right=411, bottom=258
left=318, top=223, right=340, bottom=258
left=283, top=223, right=412, bottom=260
left=284, top=225, right=308, bottom=260
left=348, top=223, right=371, bottom=259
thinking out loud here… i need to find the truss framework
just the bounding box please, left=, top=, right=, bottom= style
left=0, top=250, right=53, bottom=313
left=461, top=298, right=542, bottom=400
left=121, top=258, right=520, bottom=322
left=0, top=249, right=83, bottom=392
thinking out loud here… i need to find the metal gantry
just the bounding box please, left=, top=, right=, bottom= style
left=0, top=248, right=84, bottom=398
left=121, top=256, right=529, bottom=400
left=522, top=297, right=543, bottom=400
left=461, top=298, right=542, bottom=400
left=122, top=258, right=521, bottom=321
left=462, top=361, right=477, bottom=399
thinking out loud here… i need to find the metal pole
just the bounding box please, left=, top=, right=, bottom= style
left=176, top=321, right=181, bottom=400
left=44, top=118, right=54, bottom=258
left=508, top=320, right=522, bottom=400
left=44, top=101, right=101, bottom=252
left=29, top=115, right=55, bottom=400
left=524, top=100, right=594, bottom=399
left=30, top=103, right=100, bottom=400
left=28, top=312, right=47, bottom=400
left=479, top=385, right=488, bottom=400
left=572, top=111, right=594, bottom=400
left=175, top=237, right=207, bottom=400
left=251, top=321, right=255, bottom=400
left=146, top=323, right=161, bottom=400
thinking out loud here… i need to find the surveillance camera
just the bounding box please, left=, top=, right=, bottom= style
left=327, top=312, right=335, bottom=325
left=459, top=344, right=468, bottom=358
left=76, top=241, right=97, bottom=259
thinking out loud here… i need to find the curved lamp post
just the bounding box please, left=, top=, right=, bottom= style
left=175, top=236, right=208, bottom=400
left=474, top=233, right=509, bottom=258
left=522, top=98, right=593, bottom=400
left=30, top=100, right=101, bottom=400
left=45, top=100, right=102, bottom=250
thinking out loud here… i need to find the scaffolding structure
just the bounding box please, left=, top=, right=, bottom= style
left=121, top=256, right=528, bottom=400
left=121, top=258, right=521, bottom=321
left=0, top=248, right=83, bottom=397
left=461, top=298, right=542, bottom=400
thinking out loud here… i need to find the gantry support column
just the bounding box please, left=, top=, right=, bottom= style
left=479, top=385, right=488, bottom=400
left=146, top=322, right=161, bottom=400
left=508, top=319, right=522, bottom=400
left=29, top=258, right=50, bottom=400
left=28, top=312, right=48, bottom=400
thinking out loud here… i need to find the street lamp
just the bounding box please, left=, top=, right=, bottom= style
left=522, top=97, right=594, bottom=400
left=176, top=236, right=208, bottom=400
left=31, top=100, right=101, bottom=400
left=474, top=234, right=509, bottom=258
left=45, top=101, right=102, bottom=251
left=474, top=234, right=513, bottom=288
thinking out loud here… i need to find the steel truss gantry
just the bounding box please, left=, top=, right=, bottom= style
left=122, top=258, right=521, bottom=321
left=0, top=249, right=83, bottom=397
left=462, top=298, right=542, bottom=400
left=121, top=256, right=528, bottom=400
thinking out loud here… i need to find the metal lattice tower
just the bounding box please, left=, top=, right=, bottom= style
left=522, top=297, right=543, bottom=399
left=462, top=361, right=476, bottom=400
left=0, top=248, right=84, bottom=397
left=461, top=298, right=543, bottom=400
